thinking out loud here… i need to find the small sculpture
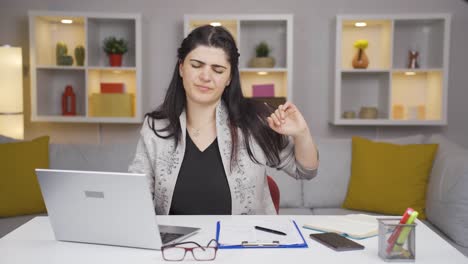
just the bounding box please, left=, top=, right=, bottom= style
left=407, top=50, right=419, bottom=69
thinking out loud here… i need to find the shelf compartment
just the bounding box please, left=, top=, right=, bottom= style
left=89, top=93, right=134, bottom=117
left=393, top=19, right=445, bottom=69
left=340, top=72, right=390, bottom=119
left=240, top=71, right=287, bottom=98
left=36, top=68, right=86, bottom=116
left=87, top=18, right=136, bottom=67
left=188, top=19, right=238, bottom=44
left=239, top=20, right=287, bottom=69
left=87, top=68, right=136, bottom=117
left=391, top=71, right=442, bottom=121
left=33, top=16, right=85, bottom=66
left=341, top=19, right=392, bottom=70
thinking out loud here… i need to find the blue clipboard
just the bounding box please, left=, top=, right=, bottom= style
left=215, top=220, right=308, bottom=249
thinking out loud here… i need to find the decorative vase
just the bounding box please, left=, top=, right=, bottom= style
left=109, top=54, right=123, bottom=67
left=352, top=48, right=369, bottom=69
left=62, top=85, right=76, bottom=116
left=248, top=57, right=275, bottom=68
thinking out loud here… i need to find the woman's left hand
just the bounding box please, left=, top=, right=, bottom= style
left=266, top=102, right=309, bottom=137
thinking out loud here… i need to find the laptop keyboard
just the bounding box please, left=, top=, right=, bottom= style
left=160, top=232, right=185, bottom=244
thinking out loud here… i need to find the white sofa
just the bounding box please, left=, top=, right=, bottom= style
left=1, top=134, right=467, bottom=257
left=268, top=134, right=468, bottom=257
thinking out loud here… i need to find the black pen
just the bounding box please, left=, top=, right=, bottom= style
left=255, top=226, right=287, bottom=236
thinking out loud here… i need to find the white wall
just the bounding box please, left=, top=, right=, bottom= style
left=1, top=0, right=467, bottom=147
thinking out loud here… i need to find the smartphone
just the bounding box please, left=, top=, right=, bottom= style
left=309, top=232, right=365, bottom=251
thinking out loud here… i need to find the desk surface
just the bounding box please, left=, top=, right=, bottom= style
left=1, top=215, right=466, bottom=264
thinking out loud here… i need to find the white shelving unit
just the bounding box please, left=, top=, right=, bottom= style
left=332, top=14, right=450, bottom=126
left=184, top=14, right=293, bottom=107
left=29, top=11, right=142, bottom=123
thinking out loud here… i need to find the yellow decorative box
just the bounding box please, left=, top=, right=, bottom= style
left=89, top=93, right=134, bottom=117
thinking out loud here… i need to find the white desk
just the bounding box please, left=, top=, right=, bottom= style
left=1, top=215, right=466, bottom=264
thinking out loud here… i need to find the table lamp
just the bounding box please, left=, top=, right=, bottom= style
left=0, top=45, right=24, bottom=139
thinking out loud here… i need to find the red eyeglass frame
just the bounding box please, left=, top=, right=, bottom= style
left=161, top=239, right=219, bottom=261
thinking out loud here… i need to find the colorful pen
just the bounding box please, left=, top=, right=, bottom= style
left=392, top=211, right=418, bottom=252
left=255, top=226, right=287, bottom=236
left=386, top=208, right=414, bottom=254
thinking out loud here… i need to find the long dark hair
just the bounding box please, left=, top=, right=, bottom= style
left=145, top=25, right=287, bottom=169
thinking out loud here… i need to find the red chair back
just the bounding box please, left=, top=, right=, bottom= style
left=267, top=176, right=280, bottom=214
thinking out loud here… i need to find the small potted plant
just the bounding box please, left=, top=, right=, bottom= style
left=74, top=45, right=85, bottom=66
left=56, top=42, right=74, bottom=66
left=248, top=41, right=275, bottom=68
left=103, top=36, right=128, bottom=67
left=352, top=39, right=369, bottom=69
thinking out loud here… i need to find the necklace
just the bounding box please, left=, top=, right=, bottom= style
left=187, top=119, right=215, bottom=137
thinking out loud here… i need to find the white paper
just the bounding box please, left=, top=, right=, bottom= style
left=218, top=219, right=304, bottom=246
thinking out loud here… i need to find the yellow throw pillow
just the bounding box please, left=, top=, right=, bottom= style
left=0, top=136, right=49, bottom=217
left=342, top=136, right=438, bottom=219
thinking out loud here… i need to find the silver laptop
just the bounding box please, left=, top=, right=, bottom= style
left=35, top=169, right=200, bottom=250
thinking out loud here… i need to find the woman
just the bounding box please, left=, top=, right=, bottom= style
left=129, top=25, right=319, bottom=215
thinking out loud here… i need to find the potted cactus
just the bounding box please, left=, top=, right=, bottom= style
left=56, top=42, right=74, bottom=66
left=74, top=45, right=85, bottom=66
left=248, top=41, right=275, bottom=68
left=103, top=36, right=128, bottom=67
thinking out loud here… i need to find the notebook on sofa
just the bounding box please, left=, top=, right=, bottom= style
left=303, top=214, right=378, bottom=239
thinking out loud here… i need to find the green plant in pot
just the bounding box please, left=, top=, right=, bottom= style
left=74, top=45, right=85, bottom=66
left=352, top=39, right=369, bottom=69
left=103, top=36, right=128, bottom=67
left=56, top=41, right=74, bottom=66
left=248, top=41, right=275, bottom=68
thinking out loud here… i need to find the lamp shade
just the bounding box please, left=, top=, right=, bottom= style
left=0, top=46, right=23, bottom=113
left=0, top=46, right=24, bottom=139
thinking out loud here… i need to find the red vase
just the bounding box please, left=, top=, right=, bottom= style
left=109, top=54, right=123, bottom=67
left=62, top=85, right=76, bottom=116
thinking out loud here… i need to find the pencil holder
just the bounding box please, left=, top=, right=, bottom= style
left=378, top=218, right=416, bottom=262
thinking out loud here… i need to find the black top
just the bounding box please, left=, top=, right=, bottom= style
left=169, top=132, right=232, bottom=215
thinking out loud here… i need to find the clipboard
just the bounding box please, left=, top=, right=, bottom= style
left=215, top=220, right=308, bottom=249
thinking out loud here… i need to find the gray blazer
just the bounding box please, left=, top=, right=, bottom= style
left=129, top=102, right=317, bottom=215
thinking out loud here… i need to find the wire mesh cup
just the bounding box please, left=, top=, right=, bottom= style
left=378, top=218, right=416, bottom=262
